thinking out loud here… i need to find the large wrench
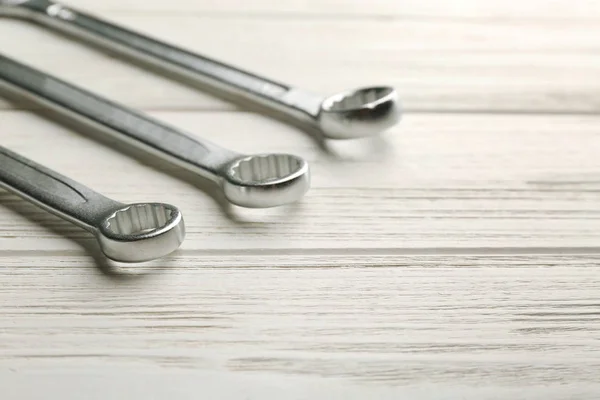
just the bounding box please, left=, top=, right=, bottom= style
left=0, top=53, right=310, bottom=208
left=0, top=146, right=185, bottom=262
left=0, top=0, right=401, bottom=140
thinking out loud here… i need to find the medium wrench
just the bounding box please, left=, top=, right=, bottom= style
left=0, top=53, right=310, bottom=208
left=0, top=146, right=185, bottom=262
left=0, top=0, right=401, bottom=140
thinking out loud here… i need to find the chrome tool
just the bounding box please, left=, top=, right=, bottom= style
left=0, top=146, right=185, bottom=262
left=0, top=0, right=401, bottom=140
left=0, top=53, right=310, bottom=208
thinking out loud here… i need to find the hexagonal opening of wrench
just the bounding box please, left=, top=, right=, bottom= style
left=229, top=154, right=305, bottom=183
left=104, top=204, right=175, bottom=236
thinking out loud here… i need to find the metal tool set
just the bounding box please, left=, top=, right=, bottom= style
left=0, top=0, right=401, bottom=262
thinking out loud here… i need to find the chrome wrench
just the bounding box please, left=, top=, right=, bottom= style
left=0, top=146, right=185, bottom=262
left=0, top=0, right=401, bottom=140
left=0, top=53, right=310, bottom=208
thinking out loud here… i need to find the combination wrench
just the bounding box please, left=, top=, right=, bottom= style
left=0, top=146, right=185, bottom=262
left=0, top=0, right=401, bottom=140
left=0, top=53, right=310, bottom=208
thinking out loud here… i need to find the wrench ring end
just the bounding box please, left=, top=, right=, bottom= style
left=222, top=154, right=310, bottom=208
left=98, top=203, right=185, bottom=263
left=318, top=86, right=401, bottom=140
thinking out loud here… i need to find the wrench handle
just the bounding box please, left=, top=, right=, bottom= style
left=0, top=53, right=236, bottom=181
left=18, top=0, right=323, bottom=118
left=0, top=146, right=119, bottom=231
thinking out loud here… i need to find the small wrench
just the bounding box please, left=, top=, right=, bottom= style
left=0, top=53, right=310, bottom=208
left=0, top=146, right=185, bottom=262
left=0, top=0, right=401, bottom=140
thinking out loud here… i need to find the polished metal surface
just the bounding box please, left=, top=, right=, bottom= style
left=0, top=53, right=311, bottom=208
left=0, top=0, right=401, bottom=140
left=0, top=146, right=185, bottom=262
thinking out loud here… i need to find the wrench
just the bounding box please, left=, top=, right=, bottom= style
left=0, top=53, right=310, bottom=208
left=0, top=0, right=401, bottom=140
left=0, top=146, right=185, bottom=262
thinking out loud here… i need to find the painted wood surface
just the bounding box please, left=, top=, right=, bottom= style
left=0, top=1, right=599, bottom=399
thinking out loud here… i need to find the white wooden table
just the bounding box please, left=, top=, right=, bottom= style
left=1, top=1, right=600, bottom=398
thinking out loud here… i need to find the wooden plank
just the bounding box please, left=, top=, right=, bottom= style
left=1, top=255, right=600, bottom=399
left=1, top=16, right=599, bottom=113
left=1, top=111, right=599, bottom=254
left=51, top=0, right=600, bottom=19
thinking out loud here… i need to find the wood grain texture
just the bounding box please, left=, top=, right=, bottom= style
left=2, top=255, right=600, bottom=400
left=1, top=0, right=600, bottom=399
left=1, top=9, right=599, bottom=113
